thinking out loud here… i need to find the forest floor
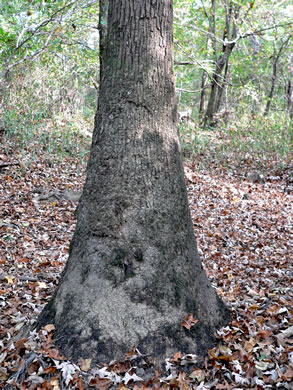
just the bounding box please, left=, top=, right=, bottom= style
left=0, top=129, right=292, bottom=389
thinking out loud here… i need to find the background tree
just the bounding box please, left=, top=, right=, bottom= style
left=36, top=0, right=230, bottom=364
left=203, top=0, right=241, bottom=125
left=173, top=0, right=292, bottom=125
left=0, top=0, right=99, bottom=148
left=287, top=53, right=293, bottom=119
left=97, top=0, right=108, bottom=84
left=264, top=34, right=291, bottom=116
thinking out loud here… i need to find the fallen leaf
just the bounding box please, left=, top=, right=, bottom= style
left=5, top=275, right=14, bottom=284
left=123, top=372, right=143, bottom=385
left=170, top=351, right=183, bottom=362
left=44, top=324, right=55, bottom=333
left=244, top=338, right=256, bottom=353
left=78, top=358, right=92, bottom=371
left=50, top=378, right=60, bottom=390
left=124, top=346, right=136, bottom=359
left=180, top=314, right=198, bottom=330
left=89, top=378, right=113, bottom=389
left=190, top=368, right=205, bottom=382
left=38, top=281, right=48, bottom=289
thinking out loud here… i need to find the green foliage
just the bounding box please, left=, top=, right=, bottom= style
left=179, top=120, right=210, bottom=158
left=173, top=0, right=292, bottom=116
left=3, top=105, right=91, bottom=164
left=0, top=0, right=99, bottom=76
left=180, top=112, right=292, bottom=172
left=0, top=1, right=98, bottom=163
left=0, top=0, right=292, bottom=172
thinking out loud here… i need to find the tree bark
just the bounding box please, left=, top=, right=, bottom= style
left=264, top=36, right=291, bottom=116
left=264, top=59, right=278, bottom=116
left=287, top=80, right=293, bottom=119
left=204, top=50, right=233, bottom=125
left=204, top=1, right=239, bottom=126
left=98, top=0, right=108, bottom=85
left=36, top=0, right=230, bottom=365
left=286, top=54, right=293, bottom=120
left=214, top=59, right=229, bottom=114
left=199, top=69, right=208, bottom=118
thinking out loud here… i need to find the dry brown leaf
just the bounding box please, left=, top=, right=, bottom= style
left=43, top=324, right=55, bottom=333
left=78, top=358, right=92, bottom=371
left=170, top=351, right=183, bottom=362
left=89, top=378, right=112, bottom=390
left=244, top=338, right=256, bottom=353
left=180, top=314, right=198, bottom=330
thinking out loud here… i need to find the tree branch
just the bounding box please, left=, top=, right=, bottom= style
left=1, top=22, right=60, bottom=77
left=176, top=87, right=208, bottom=94
left=0, top=0, right=99, bottom=78
left=224, top=21, right=293, bottom=45
left=13, top=2, right=75, bottom=55
left=189, top=21, right=293, bottom=47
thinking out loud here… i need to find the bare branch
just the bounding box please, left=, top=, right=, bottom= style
left=176, top=87, right=208, bottom=94
left=224, top=22, right=293, bottom=45
left=188, top=21, right=293, bottom=47
left=1, top=22, right=60, bottom=77
left=13, top=2, right=76, bottom=55
left=174, top=61, right=194, bottom=66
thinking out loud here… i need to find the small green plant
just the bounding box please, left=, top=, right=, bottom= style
left=3, top=109, right=91, bottom=163
left=179, top=111, right=292, bottom=174
left=179, top=121, right=210, bottom=158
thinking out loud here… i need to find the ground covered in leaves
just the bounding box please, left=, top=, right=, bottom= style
left=0, top=133, right=292, bottom=389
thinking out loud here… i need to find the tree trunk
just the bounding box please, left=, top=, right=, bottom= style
left=199, top=69, right=208, bottom=118
left=204, top=1, right=239, bottom=126
left=286, top=54, right=293, bottom=119
left=98, top=0, right=108, bottom=84
left=204, top=43, right=235, bottom=126
left=204, top=53, right=230, bottom=126
left=36, top=0, right=230, bottom=365
left=250, top=35, right=261, bottom=115
left=214, top=60, right=229, bottom=114
left=287, top=80, right=293, bottom=119
left=264, top=59, right=278, bottom=116
left=264, top=36, right=291, bottom=116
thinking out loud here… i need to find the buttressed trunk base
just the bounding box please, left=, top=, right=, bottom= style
left=36, top=0, right=230, bottom=365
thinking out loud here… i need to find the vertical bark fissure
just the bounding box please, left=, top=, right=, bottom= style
left=98, top=0, right=108, bottom=85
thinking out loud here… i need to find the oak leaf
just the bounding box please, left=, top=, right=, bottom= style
left=180, top=314, right=198, bottom=330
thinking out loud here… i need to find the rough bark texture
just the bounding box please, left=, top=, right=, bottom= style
left=98, top=0, right=108, bottom=84
left=36, top=0, right=230, bottom=364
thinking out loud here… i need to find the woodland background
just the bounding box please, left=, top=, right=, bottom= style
left=0, top=0, right=292, bottom=164
left=0, top=0, right=292, bottom=389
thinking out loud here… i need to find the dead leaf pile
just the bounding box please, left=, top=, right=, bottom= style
left=0, top=141, right=292, bottom=388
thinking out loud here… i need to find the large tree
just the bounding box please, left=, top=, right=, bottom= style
left=36, top=0, right=230, bottom=364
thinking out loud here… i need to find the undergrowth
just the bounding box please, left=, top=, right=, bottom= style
left=180, top=112, right=292, bottom=175
left=1, top=65, right=291, bottom=175
left=3, top=108, right=292, bottom=178
left=2, top=111, right=92, bottom=166
left=1, top=64, right=94, bottom=166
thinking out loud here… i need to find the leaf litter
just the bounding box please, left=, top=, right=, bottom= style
left=0, top=141, right=292, bottom=389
